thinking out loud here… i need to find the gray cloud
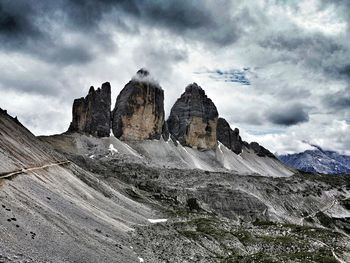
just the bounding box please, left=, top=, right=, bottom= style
left=259, top=32, right=350, bottom=77
left=323, top=88, right=350, bottom=111
left=0, top=1, right=39, bottom=36
left=0, top=0, right=252, bottom=79
left=339, top=64, right=350, bottom=77
left=266, top=103, right=310, bottom=126
left=0, top=0, right=246, bottom=53
left=274, top=86, right=312, bottom=100
left=132, top=42, right=189, bottom=81
left=0, top=0, right=116, bottom=65
left=320, top=0, right=350, bottom=26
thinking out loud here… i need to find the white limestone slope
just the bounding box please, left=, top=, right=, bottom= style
left=122, top=138, right=293, bottom=177
left=62, top=134, right=293, bottom=177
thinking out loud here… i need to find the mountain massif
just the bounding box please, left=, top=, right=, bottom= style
left=65, top=69, right=284, bottom=176
left=279, top=146, right=350, bottom=175
left=0, top=69, right=350, bottom=262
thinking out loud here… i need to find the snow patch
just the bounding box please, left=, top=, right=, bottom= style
left=108, top=144, right=119, bottom=155
left=138, top=257, right=144, bottom=263
left=148, top=218, right=168, bottom=223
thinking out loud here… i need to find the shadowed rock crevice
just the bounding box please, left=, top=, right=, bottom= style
left=167, top=83, right=218, bottom=150
left=68, top=82, right=111, bottom=137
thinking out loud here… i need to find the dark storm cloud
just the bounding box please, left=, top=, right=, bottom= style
left=65, top=0, right=245, bottom=45
left=339, top=64, right=350, bottom=77
left=0, top=1, right=35, bottom=34
left=266, top=103, right=310, bottom=126
left=260, top=32, right=347, bottom=68
left=0, top=0, right=42, bottom=47
left=0, top=1, right=104, bottom=65
left=0, top=0, right=246, bottom=57
left=323, top=88, right=350, bottom=111
left=260, top=33, right=342, bottom=54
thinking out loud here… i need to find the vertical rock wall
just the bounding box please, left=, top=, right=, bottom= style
left=111, top=69, right=165, bottom=141
left=68, top=82, right=111, bottom=137
left=167, top=83, right=218, bottom=150
left=217, top=117, right=243, bottom=154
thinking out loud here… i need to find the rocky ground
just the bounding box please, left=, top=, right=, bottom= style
left=1, top=146, right=350, bottom=262
left=65, top=152, right=350, bottom=263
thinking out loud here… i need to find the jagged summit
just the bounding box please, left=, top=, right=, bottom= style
left=167, top=83, right=218, bottom=150
left=216, top=117, right=275, bottom=158
left=217, top=117, right=243, bottom=154
left=136, top=68, right=150, bottom=77
left=68, top=82, right=111, bottom=137
left=248, top=141, right=275, bottom=158
left=184, top=82, right=204, bottom=93
left=131, top=68, right=161, bottom=89
left=279, top=147, right=350, bottom=174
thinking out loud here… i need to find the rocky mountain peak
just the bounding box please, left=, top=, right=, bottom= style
left=112, top=70, right=165, bottom=141
left=216, top=117, right=275, bottom=157
left=248, top=141, right=276, bottom=158
left=88, top=86, right=95, bottom=94
left=217, top=117, right=243, bottom=154
left=184, top=82, right=204, bottom=93
left=68, top=82, right=111, bottom=137
left=167, top=83, right=218, bottom=150
left=65, top=70, right=277, bottom=160
left=131, top=68, right=161, bottom=90
left=136, top=68, right=150, bottom=77
left=279, top=147, right=350, bottom=174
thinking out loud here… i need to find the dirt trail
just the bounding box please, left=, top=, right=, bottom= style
left=0, top=161, right=70, bottom=180
left=299, top=198, right=339, bottom=225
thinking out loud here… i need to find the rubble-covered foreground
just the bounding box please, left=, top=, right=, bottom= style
left=70, top=155, right=350, bottom=262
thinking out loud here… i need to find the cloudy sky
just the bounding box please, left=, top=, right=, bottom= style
left=0, top=0, right=349, bottom=154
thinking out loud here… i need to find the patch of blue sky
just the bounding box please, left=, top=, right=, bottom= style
left=197, top=68, right=251, bottom=86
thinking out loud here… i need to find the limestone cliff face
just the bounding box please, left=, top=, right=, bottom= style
left=217, top=117, right=243, bottom=154
left=68, top=82, right=111, bottom=137
left=167, top=83, right=218, bottom=150
left=111, top=69, right=165, bottom=141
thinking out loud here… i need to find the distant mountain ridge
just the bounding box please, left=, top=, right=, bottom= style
left=278, top=146, right=350, bottom=175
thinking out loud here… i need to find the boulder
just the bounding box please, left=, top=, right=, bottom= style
left=112, top=69, right=165, bottom=141
left=217, top=117, right=243, bottom=154
left=68, top=82, right=111, bottom=137
left=167, top=83, right=218, bottom=150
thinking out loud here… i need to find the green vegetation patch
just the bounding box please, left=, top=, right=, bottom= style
left=221, top=249, right=337, bottom=263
